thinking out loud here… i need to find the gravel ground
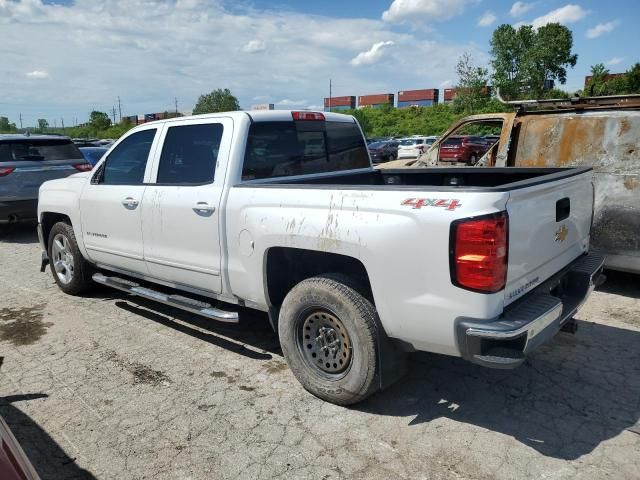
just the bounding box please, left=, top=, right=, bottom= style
left=0, top=222, right=639, bottom=480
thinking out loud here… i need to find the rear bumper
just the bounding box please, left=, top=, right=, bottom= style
left=455, top=252, right=605, bottom=369
left=0, top=199, right=38, bottom=224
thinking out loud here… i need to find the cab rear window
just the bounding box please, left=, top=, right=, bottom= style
left=242, top=120, right=369, bottom=180
left=0, top=139, right=84, bottom=162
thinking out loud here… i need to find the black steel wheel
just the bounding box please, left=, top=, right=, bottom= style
left=279, top=275, right=381, bottom=405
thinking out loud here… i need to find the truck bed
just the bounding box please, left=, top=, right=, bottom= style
left=238, top=167, right=592, bottom=191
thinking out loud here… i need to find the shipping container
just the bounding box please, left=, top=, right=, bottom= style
left=398, top=89, right=439, bottom=103
left=397, top=99, right=436, bottom=108
left=443, top=88, right=457, bottom=103
left=324, top=96, right=356, bottom=109
left=358, top=94, right=394, bottom=107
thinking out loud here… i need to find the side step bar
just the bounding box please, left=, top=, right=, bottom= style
left=92, top=273, right=239, bottom=323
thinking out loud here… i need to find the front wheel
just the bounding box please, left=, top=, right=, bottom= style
left=48, top=222, right=94, bottom=295
left=278, top=275, right=380, bottom=405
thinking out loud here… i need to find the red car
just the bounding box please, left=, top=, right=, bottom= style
left=438, top=135, right=489, bottom=165
left=0, top=416, right=39, bottom=480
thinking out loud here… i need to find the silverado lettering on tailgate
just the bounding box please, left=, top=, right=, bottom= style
left=401, top=198, right=462, bottom=211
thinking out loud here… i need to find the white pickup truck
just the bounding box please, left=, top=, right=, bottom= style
left=37, top=110, right=604, bottom=404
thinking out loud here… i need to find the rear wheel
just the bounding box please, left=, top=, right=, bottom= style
left=278, top=275, right=380, bottom=405
left=48, top=222, right=94, bottom=295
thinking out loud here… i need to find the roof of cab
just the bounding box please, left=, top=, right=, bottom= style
left=142, top=110, right=356, bottom=126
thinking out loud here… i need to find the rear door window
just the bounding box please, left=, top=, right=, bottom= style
left=0, top=139, right=83, bottom=162
left=242, top=120, right=369, bottom=180
left=156, top=123, right=223, bottom=185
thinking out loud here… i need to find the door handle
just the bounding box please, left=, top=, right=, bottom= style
left=193, top=202, right=215, bottom=213
left=121, top=197, right=139, bottom=208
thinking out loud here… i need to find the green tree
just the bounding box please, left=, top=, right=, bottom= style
left=452, top=52, right=490, bottom=114
left=37, top=119, right=49, bottom=132
left=0, top=116, right=17, bottom=132
left=490, top=23, right=577, bottom=99
left=624, top=63, right=640, bottom=93
left=193, top=88, right=240, bottom=114
left=89, top=111, right=111, bottom=130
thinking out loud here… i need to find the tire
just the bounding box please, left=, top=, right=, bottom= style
left=278, top=275, right=380, bottom=405
left=48, top=221, right=94, bottom=295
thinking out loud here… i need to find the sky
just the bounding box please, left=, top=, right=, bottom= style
left=1, top=0, right=639, bottom=127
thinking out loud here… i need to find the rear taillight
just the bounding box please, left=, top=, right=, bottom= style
left=292, top=111, right=325, bottom=121
left=73, top=163, right=93, bottom=172
left=0, top=167, right=15, bottom=177
left=450, top=211, right=508, bottom=293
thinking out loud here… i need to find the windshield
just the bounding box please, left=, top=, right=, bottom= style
left=368, top=142, right=387, bottom=149
left=0, top=139, right=84, bottom=162
left=400, top=139, right=419, bottom=146
left=443, top=138, right=462, bottom=146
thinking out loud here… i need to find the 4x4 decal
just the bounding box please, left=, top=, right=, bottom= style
left=401, top=198, right=462, bottom=211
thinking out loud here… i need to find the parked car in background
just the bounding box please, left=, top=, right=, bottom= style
left=79, top=146, right=109, bottom=166
left=0, top=416, right=39, bottom=480
left=0, top=134, right=91, bottom=223
left=438, top=135, right=489, bottom=165
left=72, top=138, right=101, bottom=147
left=397, top=137, right=428, bottom=159
left=368, top=140, right=398, bottom=163
left=483, top=134, right=501, bottom=146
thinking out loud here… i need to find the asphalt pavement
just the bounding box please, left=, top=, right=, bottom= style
left=1, top=223, right=638, bottom=479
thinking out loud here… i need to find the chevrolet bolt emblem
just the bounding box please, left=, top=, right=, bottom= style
left=555, top=224, right=569, bottom=243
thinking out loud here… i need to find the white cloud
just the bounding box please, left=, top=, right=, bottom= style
left=382, top=0, right=474, bottom=23
left=306, top=105, right=324, bottom=111
left=509, top=1, right=533, bottom=18
left=529, top=4, right=588, bottom=29
left=242, top=40, right=266, bottom=53
left=26, top=70, right=49, bottom=79
left=0, top=0, right=488, bottom=125
left=478, top=11, right=497, bottom=27
left=350, top=41, right=395, bottom=66
left=586, top=20, right=620, bottom=39
left=277, top=99, right=307, bottom=106
left=605, top=57, right=624, bottom=66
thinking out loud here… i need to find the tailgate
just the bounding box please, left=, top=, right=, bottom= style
left=505, top=170, right=593, bottom=305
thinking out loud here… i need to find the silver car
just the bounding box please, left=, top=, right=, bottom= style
left=0, top=134, right=90, bottom=223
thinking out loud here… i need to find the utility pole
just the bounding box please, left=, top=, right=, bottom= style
left=175, top=97, right=178, bottom=116
left=329, top=79, right=332, bottom=112
left=54, top=119, right=57, bottom=129
left=112, top=106, right=117, bottom=124
left=61, top=118, right=65, bottom=135
left=117, top=96, right=122, bottom=122
left=19, top=113, right=23, bottom=130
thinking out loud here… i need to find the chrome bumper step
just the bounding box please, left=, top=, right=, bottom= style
left=92, top=273, right=239, bottom=323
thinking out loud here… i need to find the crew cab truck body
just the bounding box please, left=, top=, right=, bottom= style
left=37, top=110, right=604, bottom=404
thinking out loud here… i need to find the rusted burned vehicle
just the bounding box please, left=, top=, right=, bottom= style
left=382, top=94, right=640, bottom=274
